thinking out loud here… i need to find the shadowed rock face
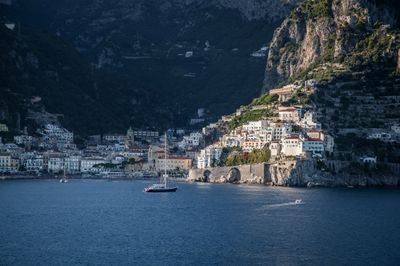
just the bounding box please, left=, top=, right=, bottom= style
left=397, top=49, right=400, bottom=73
left=1, top=0, right=301, bottom=134
left=262, top=0, right=399, bottom=92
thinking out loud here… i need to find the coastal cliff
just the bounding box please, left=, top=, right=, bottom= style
left=263, top=0, right=399, bottom=91
left=269, top=160, right=400, bottom=187
left=188, top=160, right=400, bottom=187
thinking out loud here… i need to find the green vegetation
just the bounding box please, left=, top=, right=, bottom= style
left=324, top=32, right=336, bottom=62
left=282, top=89, right=311, bottom=106
left=284, top=42, right=299, bottom=54
left=290, top=0, right=333, bottom=20
left=228, top=109, right=273, bottom=130
left=223, top=148, right=271, bottom=166
left=250, top=93, right=279, bottom=106
left=346, top=29, right=399, bottom=67
left=335, top=134, right=400, bottom=163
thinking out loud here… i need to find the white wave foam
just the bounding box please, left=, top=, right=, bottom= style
left=259, top=200, right=304, bottom=210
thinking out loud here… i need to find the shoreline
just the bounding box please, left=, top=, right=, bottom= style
left=2, top=175, right=399, bottom=188
left=188, top=180, right=400, bottom=189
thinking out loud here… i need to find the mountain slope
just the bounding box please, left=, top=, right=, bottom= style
left=1, top=0, right=300, bottom=135
left=263, top=0, right=400, bottom=90
left=259, top=0, right=400, bottom=163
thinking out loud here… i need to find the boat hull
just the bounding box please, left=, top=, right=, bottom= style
left=144, top=187, right=178, bottom=193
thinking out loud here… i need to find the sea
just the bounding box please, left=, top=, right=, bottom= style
left=1, top=179, right=399, bottom=265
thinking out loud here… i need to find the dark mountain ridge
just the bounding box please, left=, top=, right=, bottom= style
left=0, top=0, right=299, bottom=135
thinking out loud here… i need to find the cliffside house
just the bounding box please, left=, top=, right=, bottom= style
left=278, top=107, right=301, bottom=123
left=281, top=134, right=304, bottom=157
left=269, top=85, right=298, bottom=102
left=0, top=123, right=9, bottom=132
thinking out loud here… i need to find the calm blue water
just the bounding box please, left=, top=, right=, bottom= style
left=0, top=180, right=400, bottom=265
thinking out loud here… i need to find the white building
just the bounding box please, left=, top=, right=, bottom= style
left=14, top=135, right=33, bottom=146
left=367, top=132, right=392, bottom=141
left=222, top=135, right=242, bottom=148
left=300, top=111, right=321, bottom=129
left=0, top=123, right=9, bottom=132
left=103, top=135, right=126, bottom=143
left=281, top=134, right=304, bottom=157
left=179, top=132, right=202, bottom=149
left=242, top=139, right=268, bottom=153
left=42, top=124, right=74, bottom=145
left=278, top=107, right=301, bottom=123
left=267, top=122, right=292, bottom=141
left=0, top=153, right=12, bottom=173
left=48, top=157, right=64, bottom=173
left=133, top=130, right=159, bottom=140
left=303, top=138, right=324, bottom=156
left=305, top=79, right=318, bottom=88
left=156, top=157, right=192, bottom=171
left=5, top=23, right=16, bottom=31
left=80, top=157, right=107, bottom=173
left=24, top=155, right=44, bottom=172
left=197, top=146, right=223, bottom=169
left=391, top=124, right=400, bottom=134
left=65, top=156, right=81, bottom=174
left=185, top=51, right=194, bottom=58
left=269, top=142, right=281, bottom=158
left=243, top=120, right=268, bottom=132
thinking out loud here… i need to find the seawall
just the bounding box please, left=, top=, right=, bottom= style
left=188, top=160, right=400, bottom=187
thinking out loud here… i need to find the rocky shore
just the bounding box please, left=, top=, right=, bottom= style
left=188, top=159, right=400, bottom=188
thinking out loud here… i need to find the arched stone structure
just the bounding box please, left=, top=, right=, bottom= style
left=227, top=168, right=241, bottom=183
left=188, top=163, right=268, bottom=184
left=203, top=170, right=212, bottom=182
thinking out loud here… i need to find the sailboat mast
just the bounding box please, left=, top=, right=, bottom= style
left=164, top=133, right=167, bottom=186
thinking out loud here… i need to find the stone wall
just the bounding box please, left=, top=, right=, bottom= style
left=188, top=163, right=268, bottom=184
left=189, top=159, right=400, bottom=187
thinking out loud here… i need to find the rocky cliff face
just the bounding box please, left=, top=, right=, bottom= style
left=397, top=48, right=400, bottom=73
left=269, top=160, right=400, bottom=187
left=263, top=0, right=399, bottom=91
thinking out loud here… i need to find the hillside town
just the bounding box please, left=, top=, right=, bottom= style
left=1, top=81, right=400, bottom=178
left=0, top=124, right=195, bottom=178
left=196, top=83, right=335, bottom=169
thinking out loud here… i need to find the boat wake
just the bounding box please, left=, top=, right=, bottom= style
left=259, top=200, right=303, bottom=210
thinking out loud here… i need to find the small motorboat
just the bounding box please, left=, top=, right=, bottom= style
left=295, top=199, right=302, bottom=204
left=59, top=168, right=68, bottom=183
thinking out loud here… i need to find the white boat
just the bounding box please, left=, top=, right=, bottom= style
left=144, top=134, right=177, bottom=193
left=59, top=167, right=68, bottom=183
left=144, top=174, right=178, bottom=192
left=295, top=199, right=302, bottom=204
